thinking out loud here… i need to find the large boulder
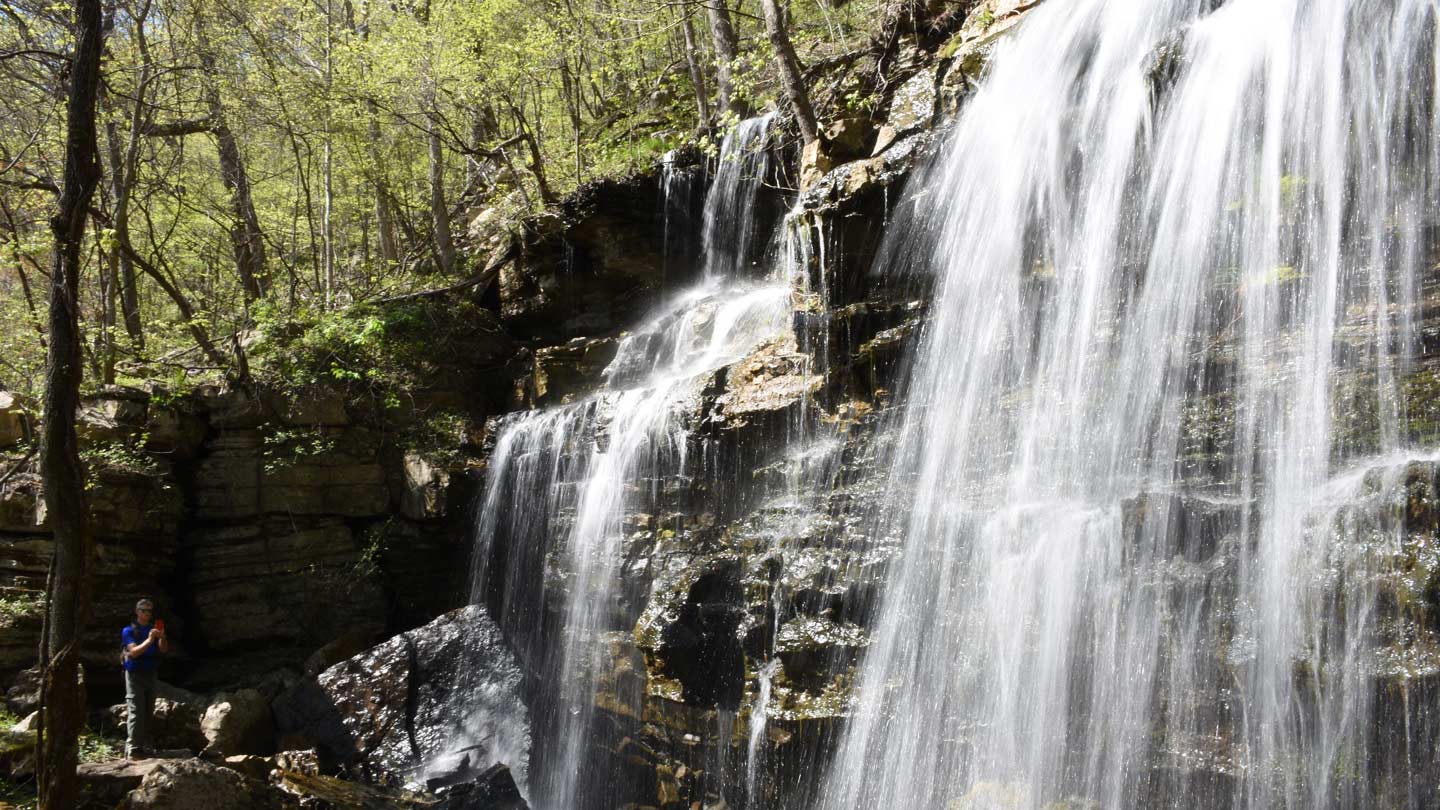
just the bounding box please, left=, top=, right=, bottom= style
left=78, top=758, right=168, bottom=808
left=121, top=758, right=284, bottom=810
left=77, top=390, right=149, bottom=444
left=272, top=605, right=530, bottom=787
left=200, top=688, right=275, bottom=756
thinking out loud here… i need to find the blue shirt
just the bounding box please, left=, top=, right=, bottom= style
left=122, top=623, right=160, bottom=672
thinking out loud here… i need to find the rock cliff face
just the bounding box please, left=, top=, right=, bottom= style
left=0, top=302, right=516, bottom=696
left=450, top=41, right=955, bottom=810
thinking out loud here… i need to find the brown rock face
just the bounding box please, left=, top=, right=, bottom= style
left=529, top=337, right=619, bottom=406
left=191, top=428, right=388, bottom=520
left=183, top=519, right=386, bottom=656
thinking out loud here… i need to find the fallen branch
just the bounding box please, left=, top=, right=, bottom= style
left=0, top=446, right=36, bottom=488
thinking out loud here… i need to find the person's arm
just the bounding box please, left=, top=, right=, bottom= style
left=155, top=626, right=169, bottom=654
left=124, top=630, right=157, bottom=660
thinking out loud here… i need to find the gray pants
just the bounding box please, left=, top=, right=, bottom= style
left=124, top=668, right=157, bottom=754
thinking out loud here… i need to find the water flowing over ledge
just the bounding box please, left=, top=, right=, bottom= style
left=819, top=0, right=1440, bottom=808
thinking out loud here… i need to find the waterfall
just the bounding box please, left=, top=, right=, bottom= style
left=820, top=1, right=1440, bottom=809
left=467, top=115, right=790, bottom=810
left=703, top=114, right=779, bottom=280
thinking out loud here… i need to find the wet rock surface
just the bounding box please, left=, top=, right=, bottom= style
left=272, top=605, right=529, bottom=786
left=499, top=170, right=710, bottom=342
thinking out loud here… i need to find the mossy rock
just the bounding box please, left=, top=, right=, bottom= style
left=0, top=728, right=36, bottom=778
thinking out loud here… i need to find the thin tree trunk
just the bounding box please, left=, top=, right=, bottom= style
left=108, top=118, right=143, bottom=343
left=116, top=237, right=231, bottom=370
left=681, top=7, right=711, bottom=125
left=38, top=1, right=103, bottom=807
left=562, top=57, right=582, bottom=182
left=759, top=0, right=819, bottom=144
left=322, top=0, right=335, bottom=306
left=96, top=216, right=116, bottom=384
left=370, top=108, right=399, bottom=266
left=199, top=44, right=267, bottom=302
left=0, top=200, right=47, bottom=347
left=504, top=97, right=555, bottom=204
left=426, top=102, right=456, bottom=274
left=704, top=0, right=742, bottom=117
left=109, top=0, right=152, bottom=349
left=344, top=0, right=399, bottom=267
left=105, top=121, right=144, bottom=348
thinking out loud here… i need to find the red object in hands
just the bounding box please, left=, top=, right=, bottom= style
left=155, top=619, right=165, bottom=633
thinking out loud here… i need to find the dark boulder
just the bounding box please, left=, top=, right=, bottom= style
left=432, top=763, right=530, bottom=810
left=272, top=605, right=530, bottom=787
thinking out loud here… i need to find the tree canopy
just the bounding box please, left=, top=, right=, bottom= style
left=1, top=0, right=883, bottom=399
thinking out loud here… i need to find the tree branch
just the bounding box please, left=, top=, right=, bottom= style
left=141, top=115, right=214, bottom=137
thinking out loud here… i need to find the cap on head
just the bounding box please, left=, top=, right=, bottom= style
left=135, top=598, right=154, bottom=612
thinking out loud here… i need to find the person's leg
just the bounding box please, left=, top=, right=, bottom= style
left=124, top=669, right=140, bottom=757
left=138, top=669, right=157, bottom=753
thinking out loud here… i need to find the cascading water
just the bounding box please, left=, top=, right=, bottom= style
left=819, top=1, right=1440, bottom=809
left=467, top=115, right=792, bottom=810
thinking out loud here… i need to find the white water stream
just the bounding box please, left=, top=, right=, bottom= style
left=468, top=115, right=792, bottom=810
left=818, top=1, right=1439, bottom=809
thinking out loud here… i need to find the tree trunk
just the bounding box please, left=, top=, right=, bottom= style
left=426, top=104, right=457, bottom=275
left=704, top=0, right=742, bottom=117
left=759, top=0, right=819, bottom=144
left=199, top=45, right=267, bottom=302
left=505, top=98, right=555, bottom=205
left=116, top=236, right=231, bottom=371
left=96, top=217, right=117, bottom=384
left=104, top=120, right=144, bottom=349
left=681, top=7, right=711, bottom=125
left=370, top=108, right=399, bottom=266
left=38, top=1, right=103, bottom=807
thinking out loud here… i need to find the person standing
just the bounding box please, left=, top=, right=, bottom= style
left=121, top=598, right=167, bottom=758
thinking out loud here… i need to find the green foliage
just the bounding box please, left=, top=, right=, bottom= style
left=0, top=0, right=884, bottom=403
left=81, top=439, right=163, bottom=478
left=261, top=426, right=338, bottom=474
left=398, top=409, right=472, bottom=469
left=249, top=299, right=442, bottom=403
left=0, top=592, right=44, bottom=622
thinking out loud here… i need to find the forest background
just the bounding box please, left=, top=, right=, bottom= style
left=0, top=0, right=889, bottom=402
